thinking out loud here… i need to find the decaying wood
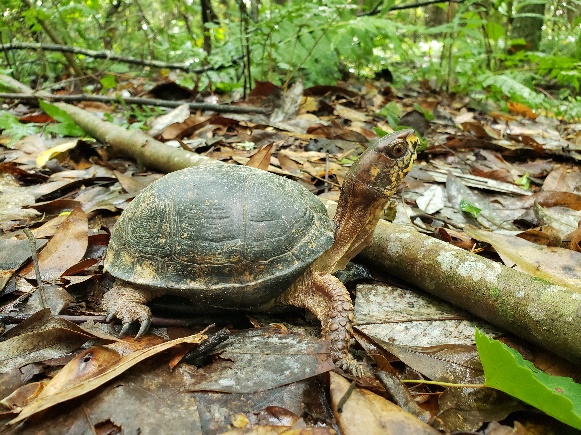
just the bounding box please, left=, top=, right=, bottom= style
left=54, top=102, right=222, bottom=173
left=360, top=221, right=581, bottom=364
left=0, top=75, right=223, bottom=173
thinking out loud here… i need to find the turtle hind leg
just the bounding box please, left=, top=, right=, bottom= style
left=102, top=280, right=164, bottom=337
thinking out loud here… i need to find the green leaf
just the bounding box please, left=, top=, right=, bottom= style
left=413, top=103, right=434, bottom=121
left=0, top=112, right=40, bottom=146
left=99, top=74, right=117, bottom=90
left=45, top=122, right=85, bottom=137
left=514, top=172, right=530, bottom=190
left=39, top=100, right=73, bottom=123
left=0, top=111, right=20, bottom=130
left=373, top=127, right=389, bottom=138
left=39, top=101, right=85, bottom=137
left=475, top=329, right=581, bottom=430
left=459, top=199, right=481, bottom=217
left=377, top=102, right=402, bottom=127
left=485, top=22, right=505, bottom=41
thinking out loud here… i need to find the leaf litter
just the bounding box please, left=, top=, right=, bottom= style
left=1, top=76, right=580, bottom=433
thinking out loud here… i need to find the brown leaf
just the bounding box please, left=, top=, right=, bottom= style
left=465, top=227, right=581, bottom=291
left=517, top=226, right=563, bottom=247
left=507, top=101, right=538, bottom=119
left=28, top=198, right=82, bottom=214
left=329, top=372, right=439, bottom=435
left=306, top=125, right=367, bottom=142
left=1, top=381, right=47, bottom=411
left=9, top=331, right=208, bottom=424
left=61, top=258, right=99, bottom=276
left=0, top=309, right=114, bottom=374
left=249, top=80, right=281, bottom=99
left=114, top=171, right=162, bottom=194
left=569, top=222, right=581, bottom=253
left=533, top=191, right=581, bottom=211
left=277, top=152, right=302, bottom=175
left=246, top=144, right=274, bottom=171
left=303, top=85, right=359, bottom=98
left=161, top=115, right=211, bottom=141
left=542, top=165, right=581, bottom=193
left=21, top=207, right=88, bottom=281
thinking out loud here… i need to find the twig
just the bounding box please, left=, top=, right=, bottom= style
left=0, top=42, right=242, bottom=73
left=376, top=371, right=432, bottom=422
left=23, top=228, right=46, bottom=309
left=183, top=327, right=230, bottom=366
left=18, top=0, right=84, bottom=77
left=0, top=93, right=268, bottom=114
left=401, top=379, right=486, bottom=388
left=360, top=0, right=466, bottom=15
left=0, top=313, right=244, bottom=327
left=336, top=379, right=358, bottom=412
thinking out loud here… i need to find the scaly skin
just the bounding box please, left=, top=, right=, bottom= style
left=103, top=129, right=419, bottom=375
left=272, top=130, right=419, bottom=374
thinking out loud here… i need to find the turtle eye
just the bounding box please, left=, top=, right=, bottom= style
left=387, top=142, right=407, bottom=158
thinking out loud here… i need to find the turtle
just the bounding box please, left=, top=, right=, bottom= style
left=102, top=129, right=419, bottom=373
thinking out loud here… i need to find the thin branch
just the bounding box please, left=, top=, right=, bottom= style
left=0, top=92, right=268, bottom=114
left=0, top=42, right=242, bottom=73
left=23, top=228, right=47, bottom=309
left=389, top=0, right=465, bottom=11
left=360, top=0, right=465, bottom=16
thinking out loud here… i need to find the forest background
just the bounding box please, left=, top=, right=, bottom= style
left=1, top=0, right=580, bottom=120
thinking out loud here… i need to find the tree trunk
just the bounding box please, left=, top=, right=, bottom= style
left=201, top=0, right=219, bottom=55
left=510, top=0, right=546, bottom=51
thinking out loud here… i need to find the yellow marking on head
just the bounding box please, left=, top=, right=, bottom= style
left=406, top=133, right=419, bottom=148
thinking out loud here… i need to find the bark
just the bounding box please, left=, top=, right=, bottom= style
left=510, top=0, right=546, bottom=51
left=201, top=0, right=219, bottom=55
left=54, top=103, right=221, bottom=173
left=0, top=74, right=260, bottom=173
left=360, top=221, right=581, bottom=364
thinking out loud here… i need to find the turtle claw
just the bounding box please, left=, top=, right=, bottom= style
left=119, top=321, right=132, bottom=336
left=105, top=312, right=115, bottom=324
left=136, top=317, right=151, bottom=338
left=336, top=354, right=366, bottom=378
left=102, top=285, right=153, bottom=338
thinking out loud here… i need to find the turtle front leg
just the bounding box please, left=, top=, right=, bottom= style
left=276, top=272, right=362, bottom=375
left=102, top=280, right=163, bottom=337
left=311, top=273, right=361, bottom=375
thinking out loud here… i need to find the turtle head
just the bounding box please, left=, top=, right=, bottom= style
left=318, top=129, right=419, bottom=273
left=345, top=129, right=419, bottom=199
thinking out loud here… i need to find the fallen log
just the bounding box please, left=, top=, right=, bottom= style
left=361, top=221, right=581, bottom=364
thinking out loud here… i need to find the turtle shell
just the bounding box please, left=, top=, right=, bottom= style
left=104, top=164, right=334, bottom=308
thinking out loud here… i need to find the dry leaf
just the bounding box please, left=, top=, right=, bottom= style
left=0, top=309, right=115, bottom=374
left=465, top=227, right=581, bottom=291
left=21, top=207, right=88, bottom=281
left=329, top=372, right=438, bottom=435
left=9, top=330, right=208, bottom=424
left=246, top=144, right=274, bottom=171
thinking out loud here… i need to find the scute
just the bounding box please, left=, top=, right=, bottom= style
left=104, top=164, right=334, bottom=308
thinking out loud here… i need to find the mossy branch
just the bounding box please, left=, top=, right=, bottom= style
left=360, top=221, right=581, bottom=365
